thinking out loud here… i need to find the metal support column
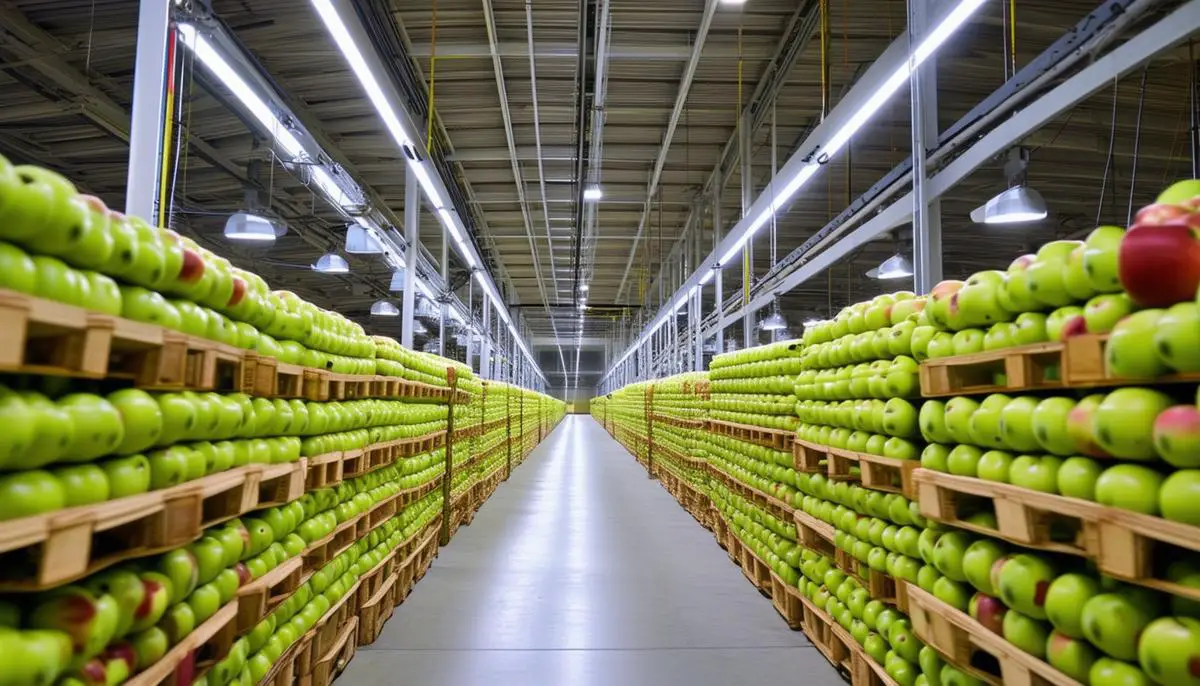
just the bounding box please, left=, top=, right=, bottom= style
left=692, top=287, right=703, bottom=372
left=402, top=167, right=420, bottom=348
left=126, top=0, right=172, bottom=220
left=481, top=302, right=492, bottom=379
left=739, top=112, right=754, bottom=350
left=910, top=0, right=943, bottom=294
left=466, top=276, right=475, bottom=372
left=712, top=184, right=724, bottom=356
left=439, top=232, right=448, bottom=356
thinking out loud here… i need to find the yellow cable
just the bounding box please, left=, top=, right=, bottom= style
left=426, top=0, right=437, bottom=153
left=1009, top=0, right=1017, bottom=70
left=157, top=31, right=176, bottom=228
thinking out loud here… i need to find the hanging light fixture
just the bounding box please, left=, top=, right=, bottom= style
left=971, top=148, right=1048, bottom=224
left=370, top=300, right=399, bottom=316
left=871, top=253, right=915, bottom=280
left=412, top=319, right=428, bottom=336
left=224, top=211, right=283, bottom=242
left=345, top=224, right=382, bottom=254
left=389, top=268, right=407, bottom=291
left=312, top=253, right=350, bottom=273
left=760, top=309, right=788, bottom=331
left=583, top=186, right=603, bottom=202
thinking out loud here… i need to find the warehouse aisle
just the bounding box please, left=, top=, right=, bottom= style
left=339, top=415, right=843, bottom=686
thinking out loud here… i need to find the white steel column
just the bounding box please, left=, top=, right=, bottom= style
left=910, top=0, right=943, bottom=294
left=125, top=0, right=172, bottom=220
left=739, top=113, right=754, bottom=350
left=402, top=167, right=420, bottom=348
left=466, top=277, right=475, bottom=372
left=481, top=301, right=492, bottom=379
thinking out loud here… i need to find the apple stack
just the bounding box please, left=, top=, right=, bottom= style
left=794, top=292, right=927, bottom=465
left=709, top=478, right=802, bottom=586
left=645, top=373, right=710, bottom=515
left=609, top=382, right=650, bottom=464
left=708, top=341, right=804, bottom=432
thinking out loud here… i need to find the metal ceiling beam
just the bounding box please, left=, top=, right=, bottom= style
left=613, top=0, right=719, bottom=305
left=407, top=42, right=775, bottom=61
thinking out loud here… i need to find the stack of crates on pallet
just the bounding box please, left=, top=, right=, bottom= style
left=609, top=382, right=650, bottom=463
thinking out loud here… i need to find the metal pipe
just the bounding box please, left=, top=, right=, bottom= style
left=402, top=166, right=420, bottom=349
left=126, top=0, right=171, bottom=220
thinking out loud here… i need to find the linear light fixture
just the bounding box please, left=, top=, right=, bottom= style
left=309, top=0, right=545, bottom=383
left=177, top=24, right=305, bottom=160
left=605, top=0, right=987, bottom=381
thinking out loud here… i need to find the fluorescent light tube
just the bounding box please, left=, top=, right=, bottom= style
left=408, top=161, right=445, bottom=209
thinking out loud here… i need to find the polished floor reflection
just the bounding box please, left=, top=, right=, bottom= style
left=338, top=416, right=844, bottom=686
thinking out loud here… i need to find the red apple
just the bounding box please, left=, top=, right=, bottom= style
left=227, top=277, right=248, bottom=307
left=1134, top=202, right=1192, bottom=226
left=969, top=593, right=1008, bottom=635
left=1118, top=222, right=1200, bottom=307
left=1062, top=315, right=1088, bottom=339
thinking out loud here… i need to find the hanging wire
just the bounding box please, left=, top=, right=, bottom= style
left=819, top=0, right=829, bottom=119
left=1096, top=78, right=1120, bottom=226
left=1127, top=67, right=1149, bottom=226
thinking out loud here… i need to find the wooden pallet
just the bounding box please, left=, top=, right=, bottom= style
left=915, top=468, right=1200, bottom=601
left=357, top=564, right=400, bottom=646
left=124, top=600, right=237, bottom=686
left=919, top=342, right=1064, bottom=398
left=305, top=452, right=346, bottom=491
left=794, top=510, right=837, bottom=554
left=769, top=572, right=805, bottom=630
left=256, top=460, right=308, bottom=510
left=235, top=556, right=305, bottom=634
left=796, top=591, right=855, bottom=679
left=304, top=617, right=357, bottom=686
left=1062, top=332, right=1200, bottom=387
left=258, top=633, right=307, bottom=686
left=180, top=337, right=248, bottom=393
left=106, top=319, right=188, bottom=388
left=793, top=439, right=828, bottom=474
left=0, top=465, right=273, bottom=591
left=297, top=580, right=360, bottom=684
left=906, top=582, right=1080, bottom=686
left=707, top=418, right=795, bottom=451
left=709, top=464, right=795, bottom=520
left=826, top=448, right=919, bottom=499
left=0, top=289, right=116, bottom=377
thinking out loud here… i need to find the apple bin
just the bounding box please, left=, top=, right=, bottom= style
left=597, top=179, right=1200, bottom=686
left=0, top=160, right=566, bottom=686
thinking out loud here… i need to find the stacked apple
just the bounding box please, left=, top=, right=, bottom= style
left=791, top=470, right=938, bottom=684
left=648, top=373, right=710, bottom=490
left=702, top=433, right=802, bottom=506
left=709, top=481, right=802, bottom=586
left=915, top=523, right=1200, bottom=686
left=708, top=341, right=803, bottom=431
left=918, top=385, right=1200, bottom=525
left=371, top=340, right=460, bottom=388
left=609, top=382, right=650, bottom=461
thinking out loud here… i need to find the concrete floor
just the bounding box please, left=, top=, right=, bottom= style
left=339, top=415, right=845, bottom=686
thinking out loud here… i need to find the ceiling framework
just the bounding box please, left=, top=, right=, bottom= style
left=0, top=0, right=1194, bottom=393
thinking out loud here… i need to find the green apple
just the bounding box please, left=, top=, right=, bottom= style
left=1009, top=311, right=1048, bottom=345
left=919, top=444, right=950, bottom=472
left=946, top=445, right=983, bottom=477
left=961, top=539, right=1007, bottom=596
left=1046, top=630, right=1098, bottom=682
left=58, top=393, right=124, bottom=462
left=1082, top=225, right=1126, bottom=293
left=1154, top=302, right=1200, bottom=372
left=106, top=389, right=162, bottom=456
left=1153, top=405, right=1200, bottom=468
left=918, top=400, right=951, bottom=444
left=998, top=396, right=1041, bottom=452
left=156, top=549, right=199, bottom=605
left=1002, top=608, right=1050, bottom=658
left=1028, top=240, right=1082, bottom=308
left=969, top=394, right=1011, bottom=449
left=1089, top=657, right=1153, bottom=686
left=1082, top=592, right=1157, bottom=661
left=1084, top=293, right=1136, bottom=335
left=32, top=255, right=83, bottom=306
left=932, top=576, right=971, bottom=611
left=1031, top=396, right=1077, bottom=455
left=1066, top=394, right=1111, bottom=458
left=1056, top=457, right=1102, bottom=501
left=51, top=464, right=110, bottom=507
left=83, top=568, right=145, bottom=640
left=153, top=393, right=196, bottom=447
left=983, top=322, right=1017, bottom=351
left=145, top=447, right=191, bottom=490
left=951, top=329, right=985, bottom=356
left=943, top=397, right=980, bottom=445
left=1008, top=455, right=1061, bottom=494
left=1136, top=617, right=1200, bottom=686
left=0, top=387, right=37, bottom=470
left=997, top=553, right=1056, bottom=619
left=931, top=531, right=972, bottom=582
left=0, top=469, right=66, bottom=520
left=976, top=450, right=1014, bottom=483
left=1063, top=245, right=1097, bottom=302
left=1044, top=573, right=1100, bottom=639
left=31, top=586, right=119, bottom=667
left=1093, top=387, right=1174, bottom=460
left=1158, top=469, right=1200, bottom=525
left=1108, top=310, right=1169, bottom=377
left=0, top=240, right=37, bottom=293
left=926, top=332, right=956, bottom=360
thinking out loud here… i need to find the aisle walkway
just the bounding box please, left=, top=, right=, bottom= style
left=340, top=416, right=843, bottom=686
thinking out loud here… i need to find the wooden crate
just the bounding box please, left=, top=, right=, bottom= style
left=195, top=466, right=262, bottom=529
left=919, top=342, right=1064, bottom=398
left=258, top=634, right=306, bottom=686
left=906, top=582, right=1079, bottom=686
left=769, top=572, right=805, bottom=630
left=915, top=468, right=1200, bottom=601
left=707, top=418, right=795, bottom=451
left=235, top=556, right=304, bottom=634
left=738, top=543, right=773, bottom=596
left=794, top=510, right=836, bottom=557
left=106, top=318, right=187, bottom=388
left=797, top=593, right=854, bottom=679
